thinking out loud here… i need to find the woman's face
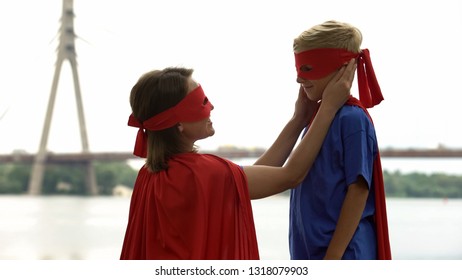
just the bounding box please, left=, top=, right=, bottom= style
left=179, top=78, right=215, bottom=143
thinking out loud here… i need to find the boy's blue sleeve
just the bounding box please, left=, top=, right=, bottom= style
left=342, top=111, right=377, bottom=188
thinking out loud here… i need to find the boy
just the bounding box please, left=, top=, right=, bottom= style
left=289, top=20, right=391, bottom=260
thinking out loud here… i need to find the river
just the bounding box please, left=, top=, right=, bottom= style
left=0, top=195, right=461, bottom=260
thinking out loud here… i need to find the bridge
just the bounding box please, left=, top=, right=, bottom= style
left=2, top=147, right=462, bottom=164
left=0, top=149, right=265, bottom=164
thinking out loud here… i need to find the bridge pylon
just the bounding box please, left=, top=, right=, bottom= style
left=28, top=0, right=98, bottom=195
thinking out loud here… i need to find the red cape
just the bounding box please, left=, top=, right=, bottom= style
left=346, top=97, right=392, bottom=259
left=120, top=153, right=259, bottom=260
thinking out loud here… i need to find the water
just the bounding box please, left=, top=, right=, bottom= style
left=253, top=196, right=462, bottom=260
left=0, top=195, right=461, bottom=260
left=0, top=196, right=128, bottom=260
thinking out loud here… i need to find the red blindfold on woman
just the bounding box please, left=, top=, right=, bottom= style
left=128, top=85, right=213, bottom=157
left=294, top=48, right=384, bottom=108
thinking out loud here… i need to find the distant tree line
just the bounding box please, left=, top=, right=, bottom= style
left=0, top=162, right=138, bottom=195
left=1, top=163, right=462, bottom=198
left=383, top=170, right=462, bottom=198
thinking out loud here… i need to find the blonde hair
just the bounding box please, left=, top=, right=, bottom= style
left=293, top=20, right=363, bottom=53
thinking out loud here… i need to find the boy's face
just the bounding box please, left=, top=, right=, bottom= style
left=294, top=48, right=356, bottom=101
left=297, top=70, right=337, bottom=102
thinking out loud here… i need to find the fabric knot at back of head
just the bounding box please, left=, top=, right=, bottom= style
left=294, top=48, right=384, bottom=108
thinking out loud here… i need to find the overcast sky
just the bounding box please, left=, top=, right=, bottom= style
left=0, top=0, right=461, bottom=154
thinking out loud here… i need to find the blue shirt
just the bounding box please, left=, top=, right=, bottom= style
left=289, top=105, right=378, bottom=260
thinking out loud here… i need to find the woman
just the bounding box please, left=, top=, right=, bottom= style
left=121, top=61, right=356, bottom=260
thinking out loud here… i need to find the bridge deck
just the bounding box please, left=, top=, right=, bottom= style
left=1, top=148, right=462, bottom=164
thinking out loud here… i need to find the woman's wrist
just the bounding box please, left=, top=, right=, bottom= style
left=318, top=101, right=341, bottom=118
left=289, top=114, right=309, bottom=131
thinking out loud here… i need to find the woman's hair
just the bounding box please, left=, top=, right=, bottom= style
left=129, top=67, right=194, bottom=172
left=293, top=20, right=363, bottom=53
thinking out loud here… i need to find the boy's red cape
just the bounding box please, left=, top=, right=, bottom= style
left=346, top=97, right=392, bottom=260
left=120, top=153, right=259, bottom=260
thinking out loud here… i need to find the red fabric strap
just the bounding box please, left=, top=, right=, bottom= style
left=128, top=85, right=213, bottom=158
left=295, top=48, right=384, bottom=108
left=356, top=49, right=384, bottom=108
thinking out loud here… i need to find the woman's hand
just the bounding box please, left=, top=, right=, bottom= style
left=321, top=59, right=357, bottom=112
left=293, top=85, right=319, bottom=129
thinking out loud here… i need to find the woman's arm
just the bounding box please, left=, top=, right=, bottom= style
left=254, top=86, right=318, bottom=167
left=245, top=59, right=357, bottom=199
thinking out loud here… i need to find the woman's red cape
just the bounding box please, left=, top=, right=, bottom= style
left=120, top=153, right=259, bottom=260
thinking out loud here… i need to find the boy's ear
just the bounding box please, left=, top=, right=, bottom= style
left=177, top=123, right=184, bottom=133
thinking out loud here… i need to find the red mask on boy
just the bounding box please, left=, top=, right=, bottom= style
left=294, top=48, right=384, bottom=108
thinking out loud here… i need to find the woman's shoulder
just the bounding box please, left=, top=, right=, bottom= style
left=170, top=153, right=244, bottom=184
left=173, top=153, right=239, bottom=169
